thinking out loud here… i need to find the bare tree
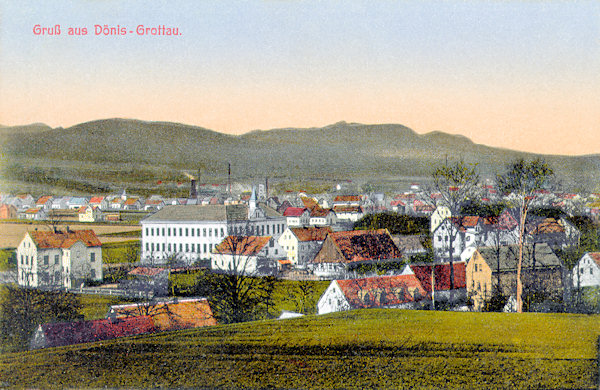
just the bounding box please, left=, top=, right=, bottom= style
left=497, top=158, right=554, bottom=313
left=424, top=160, right=480, bottom=306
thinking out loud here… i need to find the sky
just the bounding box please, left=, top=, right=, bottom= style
left=0, top=1, right=599, bottom=156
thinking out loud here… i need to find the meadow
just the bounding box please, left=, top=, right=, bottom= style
left=0, top=309, right=598, bottom=389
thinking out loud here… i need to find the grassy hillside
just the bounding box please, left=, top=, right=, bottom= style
left=0, top=309, right=598, bottom=389
left=1, top=119, right=599, bottom=194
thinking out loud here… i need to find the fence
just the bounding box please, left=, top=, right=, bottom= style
left=67, top=286, right=154, bottom=299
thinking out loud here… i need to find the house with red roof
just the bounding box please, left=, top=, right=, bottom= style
left=107, top=297, right=217, bottom=331
left=35, top=195, right=54, bottom=210
left=0, top=203, right=17, bottom=219
left=78, top=205, right=102, bottom=222
left=309, top=229, right=403, bottom=279
left=333, top=195, right=363, bottom=207
left=572, top=252, right=600, bottom=289
left=309, top=207, right=337, bottom=227
left=120, top=267, right=170, bottom=297
left=405, top=262, right=467, bottom=303
left=16, top=229, right=103, bottom=288
left=30, top=316, right=156, bottom=349
left=278, top=226, right=332, bottom=269
left=332, top=205, right=364, bottom=222
left=317, top=274, right=427, bottom=314
left=283, top=207, right=310, bottom=227
left=211, top=235, right=285, bottom=275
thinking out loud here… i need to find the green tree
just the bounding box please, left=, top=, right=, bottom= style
left=0, top=286, right=82, bottom=352
left=497, top=158, right=554, bottom=313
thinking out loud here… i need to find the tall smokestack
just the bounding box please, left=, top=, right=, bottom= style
left=228, top=163, right=231, bottom=195
left=265, top=176, right=269, bottom=199
left=190, top=179, right=197, bottom=198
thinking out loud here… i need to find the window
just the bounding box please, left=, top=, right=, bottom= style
left=267, top=225, right=270, bottom=235
left=186, top=228, right=189, bottom=236
left=203, top=228, right=206, bottom=237
left=179, top=244, right=183, bottom=252
left=91, top=269, right=96, bottom=278
left=197, top=228, right=200, bottom=236
left=146, top=228, right=149, bottom=236
left=168, top=243, right=171, bottom=252
left=221, top=228, right=224, bottom=237
left=162, top=243, right=165, bottom=252
left=168, top=228, right=171, bottom=236
left=209, top=244, right=213, bottom=252
left=209, top=228, right=212, bottom=237
left=55, top=255, right=59, bottom=265
left=151, top=228, right=154, bottom=236
left=43, top=255, right=49, bottom=266
left=151, top=243, right=155, bottom=252
left=191, top=228, right=194, bottom=237
left=186, top=244, right=189, bottom=252
left=146, top=243, right=149, bottom=251
left=90, top=253, right=95, bottom=262
left=179, top=228, right=183, bottom=236
left=162, top=228, right=165, bottom=236
left=203, top=243, right=207, bottom=253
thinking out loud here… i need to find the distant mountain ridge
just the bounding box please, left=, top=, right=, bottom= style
left=1, top=118, right=599, bottom=191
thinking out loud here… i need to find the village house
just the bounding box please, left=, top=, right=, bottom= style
left=120, top=267, right=170, bottom=297
left=19, top=207, right=47, bottom=221
left=309, top=207, right=337, bottom=227
left=405, top=262, right=467, bottom=303
left=211, top=235, right=285, bottom=275
left=88, top=196, right=109, bottom=210
left=16, top=229, right=103, bottom=288
left=140, top=191, right=286, bottom=266
left=51, top=196, right=71, bottom=210
left=332, top=195, right=363, bottom=207
left=309, top=229, right=403, bottom=279
left=571, top=252, right=600, bottom=289
left=123, top=197, right=143, bottom=211
left=0, top=203, right=17, bottom=219
left=35, top=195, right=54, bottom=210
left=466, top=243, right=563, bottom=311
left=283, top=207, right=310, bottom=227
left=107, top=297, right=217, bottom=331
left=144, top=198, right=165, bottom=212
left=391, top=235, right=427, bottom=257
left=332, top=205, right=364, bottom=223
left=317, top=274, right=427, bottom=314
left=67, top=197, right=88, bottom=210
left=278, top=226, right=332, bottom=269
left=430, top=205, right=451, bottom=233
left=78, top=205, right=102, bottom=223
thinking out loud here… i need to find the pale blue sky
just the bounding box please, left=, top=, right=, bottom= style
left=1, top=1, right=599, bottom=155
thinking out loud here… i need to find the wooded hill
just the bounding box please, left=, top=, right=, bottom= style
left=1, top=119, right=599, bottom=194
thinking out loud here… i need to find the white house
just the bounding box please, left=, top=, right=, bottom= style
left=211, top=235, right=285, bottom=275
left=430, top=206, right=451, bottom=233
left=140, top=192, right=286, bottom=266
left=78, top=206, right=102, bottom=223
left=317, top=274, right=427, bottom=315
left=277, top=226, right=332, bottom=269
left=332, top=205, right=364, bottom=223
left=282, top=207, right=310, bottom=227
left=572, top=252, right=600, bottom=288
left=16, top=229, right=103, bottom=288
left=309, top=208, right=337, bottom=227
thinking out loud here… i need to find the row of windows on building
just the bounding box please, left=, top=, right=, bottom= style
left=146, top=242, right=214, bottom=254
left=145, top=223, right=286, bottom=239
left=20, top=253, right=96, bottom=266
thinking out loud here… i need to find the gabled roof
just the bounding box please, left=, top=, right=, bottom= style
left=214, top=236, right=271, bottom=256
left=392, top=235, right=426, bottom=253
left=475, top=243, right=562, bottom=272
left=310, top=207, right=332, bottom=217
left=108, top=298, right=216, bottom=331
left=334, top=195, right=362, bottom=202
left=315, top=229, right=402, bottom=264
left=143, top=204, right=248, bottom=223
left=36, top=195, right=53, bottom=205
left=526, top=217, right=565, bottom=234
left=585, top=253, right=600, bottom=268
left=336, top=274, right=426, bottom=309
left=124, top=197, right=140, bottom=206
left=300, top=197, right=319, bottom=211
left=283, top=207, right=307, bottom=217
left=36, top=316, right=156, bottom=348
left=289, top=227, right=332, bottom=242
left=332, top=205, right=363, bottom=213
left=89, top=196, right=105, bottom=204
left=29, top=229, right=102, bottom=249
left=409, top=262, right=466, bottom=292
left=128, top=267, right=168, bottom=277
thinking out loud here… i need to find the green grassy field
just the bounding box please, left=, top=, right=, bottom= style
left=101, top=240, right=140, bottom=264
left=0, top=309, right=598, bottom=389
left=78, top=294, right=134, bottom=320
left=0, top=249, right=16, bottom=271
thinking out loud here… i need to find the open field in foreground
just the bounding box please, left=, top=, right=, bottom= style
left=0, top=221, right=141, bottom=248
left=0, top=310, right=598, bottom=389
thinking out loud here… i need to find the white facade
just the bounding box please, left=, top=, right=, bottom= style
left=17, top=232, right=103, bottom=288
left=277, top=227, right=328, bottom=269
left=572, top=253, right=600, bottom=288
left=317, top=281, right=350, bottom=314
left=210, top=236, right=285, bottom=275
left=141, top=204, right=287, bottom=266
left=310, top=211, right=337, bottom=227
left=430, top=206, right=451, bottom=233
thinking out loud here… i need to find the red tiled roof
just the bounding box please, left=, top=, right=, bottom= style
left=109, top=298, right=216, bottom=332
left=390, top=200, right=406, bottom=207
left=410, top=262, right=466, bottom=292
left=25, top=208, right=41, bottom=214
left=528, top=218, right=565, bottom=234
left=317, top=229, right=402, bottom=264
left=89, top=196, right=104, bottom=204
left=586, top=253, right=600, bottom=267
left=333, top=205, right=363, bottom=213
left=36, top=195, right=52, bottom=205
left=283, top=207, right=307, bottom=217
left=290, top=227, right=332, bottom=242
left=334, top=195, right=362, bottom=202
left=29, top=230, right=102, bottom=249
left=336, top=274, right=427, bottom=309
left=300, top=197, right=319, bottom=211
left=310, top=207, right=331, bottom=217
left=37, top=316, right=156, bottom=348
left=124, top=198, right=140, bottom=205
left=128, top=267, right=168, bottom=277
left=214, top=236, right=271, bottom=256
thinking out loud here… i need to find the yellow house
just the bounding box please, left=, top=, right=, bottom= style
left=277, top=226, right=332, bottom=269
left=466, top=243, right=563, bottom=311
